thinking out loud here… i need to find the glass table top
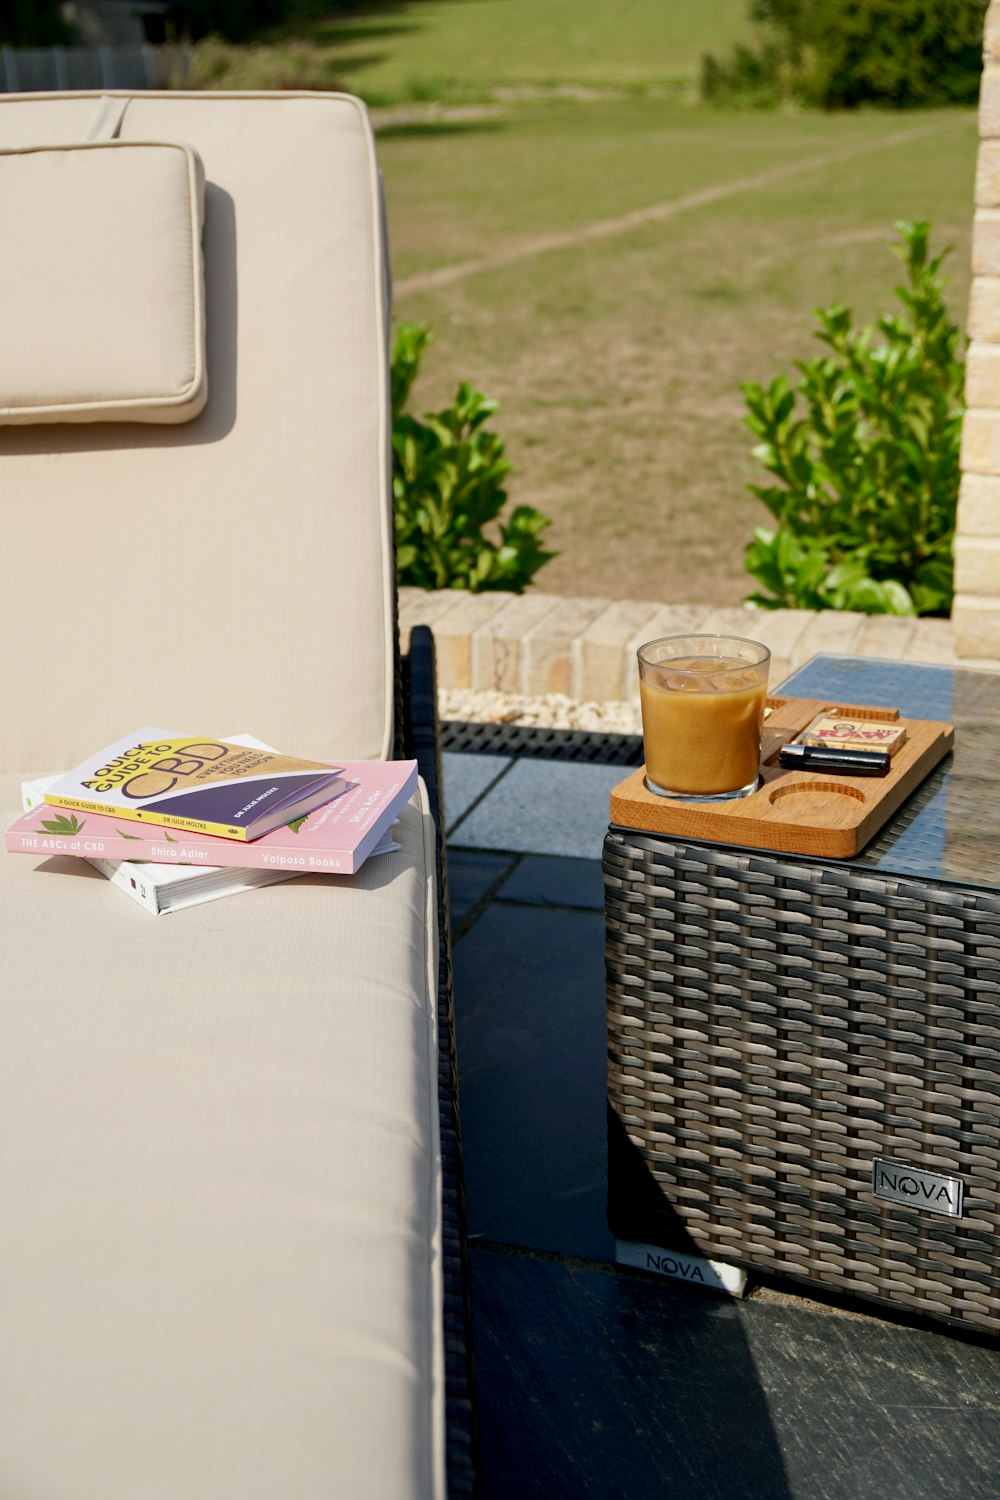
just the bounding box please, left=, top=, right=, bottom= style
left=778, top=654, right=1000, bottom=894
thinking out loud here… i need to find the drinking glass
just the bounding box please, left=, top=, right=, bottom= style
left=637, top=634, right=770, bottom=800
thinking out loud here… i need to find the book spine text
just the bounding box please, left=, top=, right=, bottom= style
left=43, top=793, right=248, bottom=841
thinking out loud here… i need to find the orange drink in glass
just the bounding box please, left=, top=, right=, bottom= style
left=637, top=635, right=770, bottom=800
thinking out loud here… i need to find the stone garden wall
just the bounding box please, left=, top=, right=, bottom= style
left=956, top=0, right=1000, bottom=660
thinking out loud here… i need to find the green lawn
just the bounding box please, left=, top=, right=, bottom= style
left=378, top=98, right=977, bottom=605
left=319, top=0, right=750, bottom=103
left=224, top=1, right=979, bottom=609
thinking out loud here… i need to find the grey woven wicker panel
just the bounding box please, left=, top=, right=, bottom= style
left=605, top=829, right=1000, bottom=1333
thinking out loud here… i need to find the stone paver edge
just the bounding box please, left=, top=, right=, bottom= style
left=399, top=587, right=1000, bottom=704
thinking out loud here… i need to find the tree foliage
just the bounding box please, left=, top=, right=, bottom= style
left=183, top=1, right=297, bottom=42
left=182, top=0, right=335, bottom=43
left=0, top=0, right=323, bottom=46
left=0, top=0, right=68, bottom=46
left=703, top=0, right=987, bottom=108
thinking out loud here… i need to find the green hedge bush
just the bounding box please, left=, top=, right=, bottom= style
left=184, top=34, right=344, bottom=89
left=391, top=323, right=555, bottom=593
left=742, top=222, right=964, bottom=616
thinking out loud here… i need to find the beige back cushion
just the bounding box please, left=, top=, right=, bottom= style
left=0, top=93, right=394, bottom=773
left=0, top=140, right=207, bottom=425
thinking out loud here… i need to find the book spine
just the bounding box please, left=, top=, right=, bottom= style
left=87, top=857, right=163, bottom=915
left=43, top=794, right=249, bottom=842
left=3, top=823, right=338, bottom=871
left=135, top=836, right=358, bottom=874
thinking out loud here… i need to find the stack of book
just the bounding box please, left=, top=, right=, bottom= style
left=6, top=729, right=418, bottom=915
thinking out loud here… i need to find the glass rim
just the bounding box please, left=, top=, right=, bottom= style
left=636, top=632, right=771, bottom=670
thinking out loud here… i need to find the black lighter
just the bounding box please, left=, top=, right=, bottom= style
left=777, top=742, right=891, bottom=777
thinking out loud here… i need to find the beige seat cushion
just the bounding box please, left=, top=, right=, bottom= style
left=0, top=776, right=445, bottom=1500
left=0, top=141, right=207, bottom=425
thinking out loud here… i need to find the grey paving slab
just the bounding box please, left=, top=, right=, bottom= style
left=447, top=849, right=516, bottom=928
left=451, top=901, right=613, bottom=1262
left=496, top=853, right=605, bottom=911
left=449, top=757, right=626, bottom=859
left=442, top=751, right=511, bottom=833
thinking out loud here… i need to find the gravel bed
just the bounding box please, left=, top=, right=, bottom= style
left=439, top=688, right=642, bottom=734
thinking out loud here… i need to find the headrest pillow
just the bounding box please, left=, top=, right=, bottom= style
left=0, top=140, right=206, bottom=424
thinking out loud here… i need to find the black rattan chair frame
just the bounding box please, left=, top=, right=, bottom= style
left=401, top=624, right=480, bottom=1496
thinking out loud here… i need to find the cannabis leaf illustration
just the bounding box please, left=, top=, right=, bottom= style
left=164, top=833, right=177, bottom=841
left=39, top=814, right=85, bottom=835
left=287, top=817, right=307, bottom=835
left=114, top=828, right=143, bottom=840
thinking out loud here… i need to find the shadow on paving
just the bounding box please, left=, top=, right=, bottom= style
left=451, top=879, right=612, bottom=1261
left=470, top=1243, right=1000, bottom=1500
left=451, top=848, right=794, bottom=1497
left=470, top=1246, right=793, bottom=1500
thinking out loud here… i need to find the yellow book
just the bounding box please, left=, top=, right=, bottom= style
left=44, top=728, right=343, bottom=842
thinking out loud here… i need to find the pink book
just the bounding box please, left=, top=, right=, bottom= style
left=6, top=760, right=418, bottom=876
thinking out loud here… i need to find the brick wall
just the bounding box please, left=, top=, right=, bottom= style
left=956, top=0, right=1000, bottom=661
left=400, top=588, right=958, bottom=700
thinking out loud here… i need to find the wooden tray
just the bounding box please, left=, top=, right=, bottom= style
left=610, top=695, right=954, bottom=859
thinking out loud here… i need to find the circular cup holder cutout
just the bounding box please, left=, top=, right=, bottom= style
left=768, top=780, right=867, bottom=818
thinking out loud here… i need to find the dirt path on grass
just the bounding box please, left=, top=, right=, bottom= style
left=394, top=117, right=967, bottom=298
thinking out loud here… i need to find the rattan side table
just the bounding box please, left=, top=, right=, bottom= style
left=605, top=655, right=1000, bottom=1334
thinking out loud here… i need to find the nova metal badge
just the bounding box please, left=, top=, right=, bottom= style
left=872, top=1158, right=964, bottom=1219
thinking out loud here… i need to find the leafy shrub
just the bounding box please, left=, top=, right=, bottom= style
left=700, top=40, right=790, bottom=109
left=742, top=221, right=963, bottom=617
left=183, top=34, right=344, bottom=90
left=391, top=323, right=555, bottom=593
left=702, top=0, right=986, bottom=109
left=807, top=0, right=987, bottom=108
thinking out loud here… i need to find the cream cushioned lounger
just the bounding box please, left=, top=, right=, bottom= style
left=0, top=92, right=450, bottom=1500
